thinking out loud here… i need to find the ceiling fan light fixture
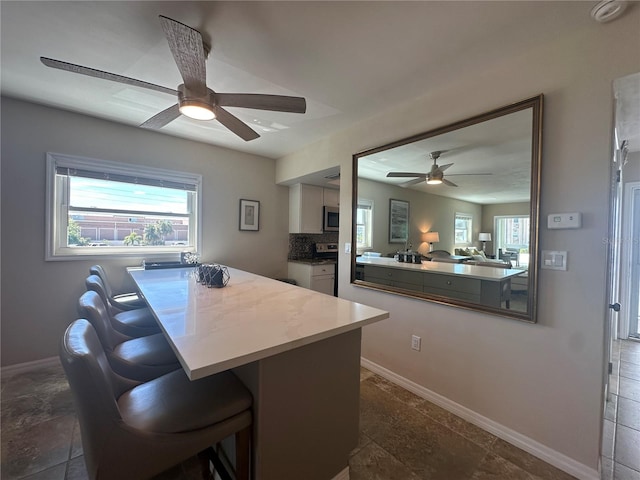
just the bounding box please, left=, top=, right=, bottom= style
left=177, top=84, right=215, bottom=121
left=179, top=100, right=215, bottom=121
left=426, top=178, right=442, bottom=185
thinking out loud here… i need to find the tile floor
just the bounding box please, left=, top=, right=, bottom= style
left=601, top=338, right=640, bottom=480
left=4, top=354, right=629, bottom=480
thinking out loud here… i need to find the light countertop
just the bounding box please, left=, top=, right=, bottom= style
left=128, top=266, right=388, bottom=380
left=356, top=256, right=524, bottom=281
left=287, top=258, right=337, bottom=265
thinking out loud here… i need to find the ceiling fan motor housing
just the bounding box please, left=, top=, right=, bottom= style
left=177, top=84, right=215, bottom=120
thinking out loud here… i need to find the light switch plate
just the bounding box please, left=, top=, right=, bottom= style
left=344, top=242, right=351, bottom=254
left=541, top=250, right=567, bottom=270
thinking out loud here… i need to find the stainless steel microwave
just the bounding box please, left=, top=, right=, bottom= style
left=323, top=206, right=339, bottom=232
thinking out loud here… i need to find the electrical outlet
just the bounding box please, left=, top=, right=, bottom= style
left=411, top=335, right=421, bottom=351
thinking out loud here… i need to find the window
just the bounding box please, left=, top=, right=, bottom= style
left=454, top=213, right=473, bottom=245
left=494, top=215, right=530, bottom=266
left=356, top=199, right=373, bottom=252
left=46, top=153, right=201, bottom=260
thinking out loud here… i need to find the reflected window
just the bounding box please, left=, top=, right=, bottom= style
left=356, top=199, right=373, bottom=252
left=454, top=212, right=473, bottom=246
left=494, top=215, right=530, bottom=266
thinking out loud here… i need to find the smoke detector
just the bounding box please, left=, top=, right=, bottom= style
left=591, top=0, right=628, bottom=23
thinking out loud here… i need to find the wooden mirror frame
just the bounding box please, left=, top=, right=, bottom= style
left=351, top=95, right=543, bottom=322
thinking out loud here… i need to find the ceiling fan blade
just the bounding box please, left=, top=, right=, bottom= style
left=386, top=172, right=428, bottom=178
left=140, top=104, right=181, bottom=129
left=445, top=173, right=493, bottom=176
left=159, top=16, right=207, bottom=96
left=438, top=163, right=454, bottom=172
left=40, top=57, right=177, bottom=96
left=216, top=93, right=307, bottom=113
left=213, top=106, right=260, bottom=141
left=400, top=178, right=426, bottom=188
left=442, top=178, right=458, bottom=187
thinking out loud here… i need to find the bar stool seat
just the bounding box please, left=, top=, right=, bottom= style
left=60, top=319, right=252, bottom=480
left=90, top=265, right=146, bottom=311
left=78, top=290, right=179, bottom=382
left=85, top=274, right=160, bottom=337
left=119, top=368, right=252, bottom=433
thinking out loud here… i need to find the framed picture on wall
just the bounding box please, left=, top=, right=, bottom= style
left=239, top=199, right=260, bottom=231
left=389, top=198, right=409, bottom=243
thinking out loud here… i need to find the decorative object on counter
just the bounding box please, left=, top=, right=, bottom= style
left=180, top=251, right=200, bottom=265
left=422, top=231, right=440, bottom=252
left=196, top=264, right=230, bottom=288
left=239, top=199, right=260, bottom=231
left=478, top=232, right=492, bottom=252
left=389, top=198, right=409, bottom=243
left=397, top=251, right=421, bottom=263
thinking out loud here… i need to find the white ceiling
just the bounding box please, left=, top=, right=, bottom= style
left=1, top=0, right=613, bottom=163
left=358, top=107, right=534, bottom=204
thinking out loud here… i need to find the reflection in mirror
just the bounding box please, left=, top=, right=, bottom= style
left=351, top=96, right=542, bottom=322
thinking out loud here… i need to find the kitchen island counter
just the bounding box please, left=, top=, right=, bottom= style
left=128, top=266, right=388, bottom=480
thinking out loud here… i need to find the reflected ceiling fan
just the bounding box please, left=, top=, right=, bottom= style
left=386, top=150, right=491, bottom=187
left=40, top=15, right=306, bottom=141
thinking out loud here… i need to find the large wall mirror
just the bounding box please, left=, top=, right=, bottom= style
left=351, top=96, right=543, bottom=322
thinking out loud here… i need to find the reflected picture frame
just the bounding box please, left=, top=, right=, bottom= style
left=389, top=198, right=409, bottom=243
left=239, top=199, right=260, bottom=231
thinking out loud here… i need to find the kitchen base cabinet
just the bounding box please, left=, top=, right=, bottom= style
left=288, top=262, right=336, bottom=296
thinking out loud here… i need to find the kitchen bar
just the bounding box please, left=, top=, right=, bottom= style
left=128, top=266, right=389, bottom=480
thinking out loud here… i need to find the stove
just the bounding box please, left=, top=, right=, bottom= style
left=314, top=243, right=339, bottom=296
left=314, top=242, right=339, bottom=261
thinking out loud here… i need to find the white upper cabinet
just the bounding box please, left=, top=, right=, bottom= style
left=323, top=188, right=340, bottom=207
left=289, top=184, right=323, bottom=233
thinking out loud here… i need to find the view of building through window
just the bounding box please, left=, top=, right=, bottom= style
left=67, top=176, right=191, bottom=247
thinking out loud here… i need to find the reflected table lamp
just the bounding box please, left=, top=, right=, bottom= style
left=478, top=232, right=491, bottom=252
left=423, top=232, right=440, bottom=253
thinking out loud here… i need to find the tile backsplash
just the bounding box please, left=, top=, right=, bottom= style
left=288, top=233, right=339, bottom=260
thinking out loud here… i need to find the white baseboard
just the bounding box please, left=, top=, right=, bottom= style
left=360, top=357, right=599, bottom=480
left=1, top=356, right=60, bottom=377
left=330, top=466, right=350, bottom=480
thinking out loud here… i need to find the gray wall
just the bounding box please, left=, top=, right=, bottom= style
left=1, top=97, right=290, bottom=366
left=275, top=7, right=640, bottom=476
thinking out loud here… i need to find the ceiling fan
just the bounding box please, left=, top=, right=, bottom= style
left=40, top=15, right=306, bottom=142
left=386, top=150, right=491, bottom=187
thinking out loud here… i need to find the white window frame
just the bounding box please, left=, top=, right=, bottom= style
left=356, top=199, right=373, bottom=253
left=454, top=212, right=473, bottom=246
left=46, top=152, right=202, bottom=261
